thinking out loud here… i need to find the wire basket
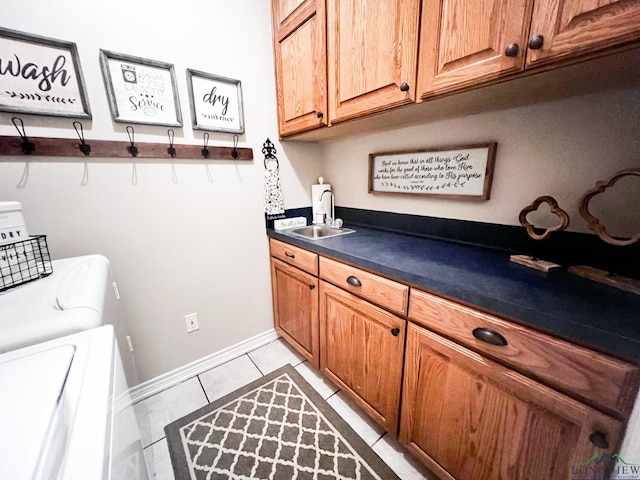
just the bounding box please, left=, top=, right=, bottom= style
left=0, top=235, right=53, bottom=292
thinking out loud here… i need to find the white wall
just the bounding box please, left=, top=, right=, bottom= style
left=0, top=0, right=322, bottom=383
left=323, top=86, right=640, bottom=236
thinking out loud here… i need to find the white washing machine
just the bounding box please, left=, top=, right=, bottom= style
left=0, top=254, right=138, bottom=386
left=0, top=254, right=148, bottom=479
left=0, top=325, right=148, bottom=479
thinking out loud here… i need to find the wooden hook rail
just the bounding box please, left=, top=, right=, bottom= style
left=0, top=135, right=253, bottom=162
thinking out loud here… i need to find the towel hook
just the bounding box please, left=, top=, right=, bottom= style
left=126, top=126, right=138, bottom=157
left=73, top=121, right=91, bottom=156
left=12, top=117, right=35, bottom=154
left=262, top=138, right=279, bottom=169
left=231, top=134, right=239, bottom=159
left=167, top=129, right=176, bottom=158
left=201, top=132, right=210, bottom=159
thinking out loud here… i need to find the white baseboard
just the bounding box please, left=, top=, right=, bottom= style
left=129, top=328, right=280, bottom=404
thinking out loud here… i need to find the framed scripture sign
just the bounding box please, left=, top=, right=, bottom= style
left=0, top=27, right=91, bottom=118
left=369, top=143, right=497, bottom=200
left=99, top=49, right=182, bottom=127
left=186, top=69, right=244, bottom=134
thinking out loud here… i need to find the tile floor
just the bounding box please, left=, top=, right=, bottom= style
left=134, top=338, right=436, bottom=480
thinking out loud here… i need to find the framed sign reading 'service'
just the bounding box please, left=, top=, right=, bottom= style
left=99, top=49, right=182, bottom=127
left=0, top=27, right=92, bottom=118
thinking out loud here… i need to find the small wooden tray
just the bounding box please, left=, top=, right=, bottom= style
left=569, top=266, right=640, bottom=295
left=510, top=255, right=562, bottom=272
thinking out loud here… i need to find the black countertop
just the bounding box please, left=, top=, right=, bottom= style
left=268, top=226, right=640, bottom=363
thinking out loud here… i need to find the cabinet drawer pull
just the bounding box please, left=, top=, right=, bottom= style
left=309, top=284, right=315, bottom=290
left=589, top=431, right=609, bottom=449
left=390, top=328, right=400, bottom=337
left=472, top=327, right=508, bottom=346
left=346, top=275, right=362, bottom=287
left=284, top=251, right=295, bottom=259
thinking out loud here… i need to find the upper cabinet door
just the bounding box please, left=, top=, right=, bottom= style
left=417, top=0, right=534, bottom=99
left=272, top=0, right=328, bottom=137
left=526, top=0, right=640, bottom=67
left=327, top=0, right=420, bottom=124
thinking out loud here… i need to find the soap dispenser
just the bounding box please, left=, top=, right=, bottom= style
left=315, top=202, right=326, bottom=225
left=312, top=177, right=331, bottom=224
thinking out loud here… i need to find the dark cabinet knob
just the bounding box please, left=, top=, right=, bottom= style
left=346, top=275, right=362, bottom=287
left=589, top=431, right=609, bottom=449
left=309, top=284, right=315, bottom=290
left=472, top=327, right=508, bottom=346
left=528, top=35, right=544, bottom=50
left=391, top=328, right=400, bottom=337
left=400, top=82, right=410, bottom=92
left=505, top=43, right=519, bottom=57
left=316, top=111, right=324, bottom=119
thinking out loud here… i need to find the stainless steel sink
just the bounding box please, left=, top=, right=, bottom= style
left=287, top=225, right=355, bottom=240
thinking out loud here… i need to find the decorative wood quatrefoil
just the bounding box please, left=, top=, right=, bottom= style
left=579, top=168, right=640, bottom=247
left=519, top=196, right=570, bottom=241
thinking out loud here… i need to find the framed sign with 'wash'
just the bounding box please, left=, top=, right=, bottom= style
left=0, top=27, right=92, bottom=118
left=369, top=143, right=497, bottom=201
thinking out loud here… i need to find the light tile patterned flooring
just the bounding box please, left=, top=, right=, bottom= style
left=135, top=338, right=435, bottom=480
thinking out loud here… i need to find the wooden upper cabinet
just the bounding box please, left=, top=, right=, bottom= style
left=417, top=0, right=534, bottom=98
left=526, top=0, right=640, bottom=67
left=327, top=0, right=421, bottom=123
left=272, top=0, right=328, bottom=137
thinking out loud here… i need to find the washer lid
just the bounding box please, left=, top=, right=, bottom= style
left=0, top=345, right=75, bottom=480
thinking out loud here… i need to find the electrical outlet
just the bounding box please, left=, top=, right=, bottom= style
left=185, top=313, right=199, bottom=333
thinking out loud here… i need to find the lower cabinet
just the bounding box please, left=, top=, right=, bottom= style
left=399, top=323, right=624, bottom=480
left=270, top=257, right=319, bottom=367
left=319, top=280, right=406, bottom=433
left=269, top=238, right=638, bottom=480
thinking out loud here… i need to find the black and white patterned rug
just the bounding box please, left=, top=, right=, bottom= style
left=164, top=364, right=400, bottom=480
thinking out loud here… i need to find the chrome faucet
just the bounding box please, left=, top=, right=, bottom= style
left=319, top=189, right=342, bottom=228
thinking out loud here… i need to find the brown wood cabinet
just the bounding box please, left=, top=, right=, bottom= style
left=408, top=289, right=640, bottom=419
left=269, top=239, right=320, bottom=366
left=326, top=0, right=420, bottom=123
left=527, top=0, right=640, bottom=68
left=271, top=0, right=328, bottom=136
left=319, top=280, right=406, bottom=432
left=400, top=323, right=624, bottom=480
left=268, top=237, right=639, bottom=479
left=417, top=0, right=640, bottom=98
left=271, top=0, right=640, bottom=137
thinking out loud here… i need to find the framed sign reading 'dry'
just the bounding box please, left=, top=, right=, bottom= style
left=186, top=69, right=244, bottom=134
left=369, top=143, right=497, bottom=201
left=0, top=27, right=91, bottom=118
left=99, top=49, right=182, bottom=127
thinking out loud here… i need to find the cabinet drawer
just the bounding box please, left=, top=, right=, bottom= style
left=409, top=288, right=640, bottom=419
left=270, top=238, right=318, bottom=275
left=319, top=256, right=408, bottom=315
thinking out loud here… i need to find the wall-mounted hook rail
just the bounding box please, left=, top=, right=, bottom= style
left=12, top=117, right=35, bottom=154
left=0, top=134, right=253, bottom=162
